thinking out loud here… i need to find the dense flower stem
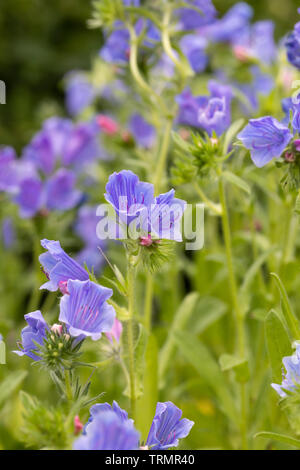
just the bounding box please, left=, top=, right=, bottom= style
left=127, top=259, right=137, bottom=420
left=218, top=175, right=247, bottom=450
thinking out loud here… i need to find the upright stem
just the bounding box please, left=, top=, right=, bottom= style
left=64, top=369, right=73, bottom=402
left=218, top=175, right=247, bottom=450
left=144, top=274, right=154, bottom=332
left=153, top=117, right=173, bottom=192
left=127, top=259, right=137, bottom=419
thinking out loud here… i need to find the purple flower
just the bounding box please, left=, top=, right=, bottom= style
left=176, top=82, right=232, bottom=136
left=0, top=146, right=19, bottom=193
left=129, top=114, right=156, bottom=149
left=85, top=400, right=131, bottom=432
left=105, top=170, right=186, bottom=241
left=39, top=239, right=89, bottom=292
left=201, top=2, right=252, bottom=43
left=235, top=21, right=276, bottom=65
left=65, top=73, right=96, bottom=116
left=285, top=22, right=300, bottom=70
left=22, top=130, right=55, bottom=175
left=180, top=35, right=208, bottom=73
left=146, top=402, right=194, bottom=450
left=123, top=0, right=140, bottom=5
left=176, top=0, right=217, bottom=30
left=59, top=279, right=115, bottom=340
left=100, top=25, right=130, bottom=64
left=74, top=411, right=139, bottom=450
left=272, top=344, right=300, bottom=397
left=62, top=121, right=102, bottom=168
left=13, top=311, right=48, bottom=361
left=2, top=217, right=15, bottom=248
left=45, top=169, right=82, bottom=211
left=237, top=116, right=293, bottom=167
left=14, top=176, right=44, bottom=218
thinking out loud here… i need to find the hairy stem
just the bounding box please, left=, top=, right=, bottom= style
left=127, top=259, right=137, bottom=419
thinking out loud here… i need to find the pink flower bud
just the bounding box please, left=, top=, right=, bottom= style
left=58, top=280, right=69, bottom=295
left=105, top=318, right=123, bottom=344
left=51, top=324, right=63, bottom=336
left=233, top=45, right=251, bottom=62
left=140, top=234, right=153, bottom=247
left=97, top=115, right=119, bottom=135
left=74, top=415, right=83, bottom=435
left=285, top=151, right=295, bottom=163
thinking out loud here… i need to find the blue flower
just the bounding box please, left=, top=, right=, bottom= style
left=2, top=217, right=15, bottom=249
left=45, top=169, right=82, bottom=211
left=65, top=72, right=96, bottom=116
left=62, top=121, right=103, bottom=168
left=39, top=239, right=89, bottom=293
left=74, top=410, right=139, bottom=450
left=180, top=35, right=208, bottom=73
left=13, top=311, right=48, bottom=361
left=237, top=116, right=293, bottom=167
left=0, top=146, right=19, bottom=193
left=100, top=24, right=130, bottom=64
left=59, top=279, right=115, bottom=341
left=146, top=402, right=194, bottom=450
left=176, top=0, right=217, bottom=31
left=85, top=401, right=133, bottom=433
left=129, top=114, right=156, bottom=149
left=285, top=22, right=300, bottom=70
left=234, top=20, right=276, bottom=65
left=272, top=344, right=300, bottom=397
left=105, top=170, right=186, bottom=241
left=14, top=176, right=44, bottom=219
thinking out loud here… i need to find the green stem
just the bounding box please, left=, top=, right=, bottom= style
left=64, top=369, right=73, bottom=402
left=218, top=174, right=247, bottom=450
left=127, top=259, right=137, bottom=419
left=153, top=117, right=173, bottom=192
left=193, top=182, right=222, bottom=216
left=144, top=274, right=154, bottom=332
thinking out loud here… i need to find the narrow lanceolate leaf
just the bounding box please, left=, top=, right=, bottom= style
left=0, top=370, right=28, bottom=408
left=255, top=432, right=300, bottom=449
left=223, top=118, right=245, bottom=155
left=173, top=330, right=239, bottom=425
left=265, top=310, right=292, bottom=383
left=222, top=171, right=251, bottom=195
left=271, top=272, right=300, bottom=340
left=135, top=334, right=158, bottom=442
left=158, top=292, right=200, bottom=387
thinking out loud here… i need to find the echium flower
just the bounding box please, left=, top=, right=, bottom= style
left=272, top=344, right=300, bottom=398
left=59, top=279, right=115, bottom=341
left=129, top=114, right=156, bottom=149
left=105, top=170, right=186, bottom=242
left=13, top=311, right=48, bottom=361
left=237, top=116, right=293, bottom=167
left=146, top=402, right=194, bottom=450
left=75, top=400, right=194, bottom=450
left=39, top=239, right=89, bottom=293
left=285, top=20, right=300, bottom=70
left=74, top=411, right=140, bottom=450
left=65, top=72, right=96, bottom=117
left=176, top=0, right=217, bottom=31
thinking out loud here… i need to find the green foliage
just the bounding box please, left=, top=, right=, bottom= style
left=89, top=0, right=125, bottom=29
left=265, top=310, right=292, bottom=383
left=19, top=392, right=70, bottom=450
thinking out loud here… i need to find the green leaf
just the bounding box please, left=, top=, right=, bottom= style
left=222, top=171, right=251, bottom=195
left=0, top=370, right=28, bottom=408
left=271, top=272, right=300, bottom=340
left=240, top=247, right=277, bottom=295
left=223, top=118, right=244, bottom=155
left=219, top=354, right=250, bottom=383
left=255, top=431, right=300, bottom=449
left=190, top=296, right=227, bottom=334
left=0, top=341, right=5, bottom=364
left=173, top=330, right=239, bottom=425
left=159, top=292, right=200, bottom=387
left=135, top=334, right=158, bottom=441
left=265, top=309, right=292, bottom=383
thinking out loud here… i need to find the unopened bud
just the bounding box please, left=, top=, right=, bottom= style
left=74, top=415, right=83, bottom=435
left=51, top=324, right=63, bottom=336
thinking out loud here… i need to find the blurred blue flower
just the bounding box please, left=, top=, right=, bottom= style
left=176, top=0, right=217, bottom=30
left=176, top=88, right=203, bottom=128
left=39, top=239, right=89, bottom=293
left=45, top=169, right=82, bottom=211
left=272, top=344, right=300, bottom=397
left=180, top=35, right=208, bottom=73
left=85, top=400, right=133, bottom=433
left=285, top=22, right=300, bottom=70
left=13, top=311, right=48, bottom=361
left=2, top=217, right=15, bottom=249
left=65, top=73, right=96, bottom=116
left=59, top=279, right=115, bottom=341
left=0, top=146, right=19, bottom=193
left=235, top=20, right=276, bottom=65
left=62, top=121, right=103, bottom=168
left=146, top=401, right=194, bottom=450
left=237, top=116, right=292, bottom=167
left=129, top=114, right=156, bottom=149
left=100, top=24, right=130, bottom=64
left=14, top=176, right=44, bottom=218
left=123, top=0, right=140, bottom=5
left=74, top=410, right=139, bottom=450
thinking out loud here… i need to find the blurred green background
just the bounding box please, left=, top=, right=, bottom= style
left=0, top=0, right=299, bottom=151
